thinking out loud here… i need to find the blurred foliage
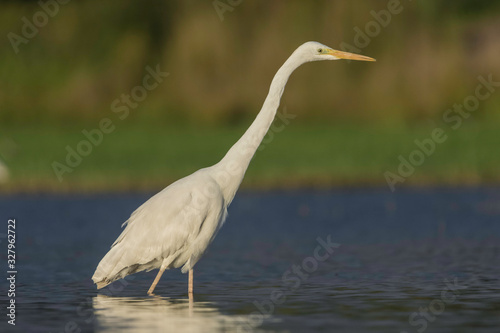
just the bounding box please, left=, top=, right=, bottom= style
left=0, top=1, right=500, bottom=191
left=423, top=0, right=500, bottom=18
left=0, top=0, right=499, bottom=126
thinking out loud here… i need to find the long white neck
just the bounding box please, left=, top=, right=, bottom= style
left=210, top=51, right=305, bottom=203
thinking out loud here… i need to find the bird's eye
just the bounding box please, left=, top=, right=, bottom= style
left=318, top=48, right=323, bottom=53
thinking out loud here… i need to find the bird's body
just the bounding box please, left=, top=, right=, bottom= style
left=92, top=41, right=375, bottom=294
left=92, top=166, right=229, bottom=289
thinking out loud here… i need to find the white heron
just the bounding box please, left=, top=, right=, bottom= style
left=92, top=41, right=375, bottom=295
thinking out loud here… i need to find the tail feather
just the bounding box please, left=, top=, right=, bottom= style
left=93, top=244, right=161, bottom=289
left=95, top=279, right=112, bottom=289
left=92, top=244, right=128, bottom=288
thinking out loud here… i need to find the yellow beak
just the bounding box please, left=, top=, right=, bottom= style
left=327, top=49, right=376, bottom=62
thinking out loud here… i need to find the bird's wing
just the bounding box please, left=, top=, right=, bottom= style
left=104, top=174, right=223, bottom=273
left=111, top=182, right=198, bottom=250
left=92, top=171, right=226, bottom=285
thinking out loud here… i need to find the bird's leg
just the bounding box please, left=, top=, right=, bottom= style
left=188, top=268, right=194, bottom=295
left=147, top=266, right=166, bottom=295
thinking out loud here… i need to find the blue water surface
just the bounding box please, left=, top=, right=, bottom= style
left=1, top=187, right=499, bottom=332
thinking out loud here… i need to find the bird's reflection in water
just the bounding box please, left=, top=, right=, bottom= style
left=93, top=295, right=253, bottom=333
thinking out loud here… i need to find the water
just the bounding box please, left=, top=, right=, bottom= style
left=1, top=188, right=499, bottom=332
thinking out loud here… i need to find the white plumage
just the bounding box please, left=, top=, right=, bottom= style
left=92, top=41, right=375, bottom=294
left=92, top=168, right=227, bottom=288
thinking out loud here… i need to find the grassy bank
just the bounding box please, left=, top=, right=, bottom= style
left=1, top=120, right=499, bottom=193
left=1, top=1, right=500, bottom=193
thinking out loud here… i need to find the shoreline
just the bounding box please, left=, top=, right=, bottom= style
left=1, top=176, right=497, bottom=194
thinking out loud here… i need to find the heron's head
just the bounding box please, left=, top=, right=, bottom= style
left=297, top=41, right=376, bottom=63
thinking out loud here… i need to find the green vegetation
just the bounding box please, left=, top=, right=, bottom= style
left=1, top=119, right=499, bottom=192
left=1, top=1, right=500, bottom=125
left=0, top=1, right=499, bottom=192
